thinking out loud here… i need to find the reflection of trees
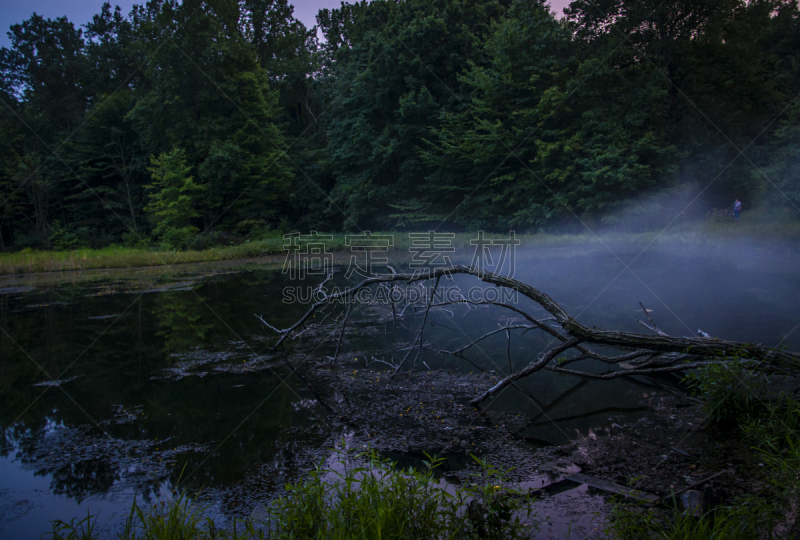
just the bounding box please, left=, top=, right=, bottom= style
left=5, top=419, right=171, bottom=504
left=145, top=371, right=303, bottom=491
left=5, top=420, right=121, bottom=502
left=48, top=458, right=119, bottom=501
left=153, top=291, right=215, bottom=354
left=0, top=270, right=324, bottom=503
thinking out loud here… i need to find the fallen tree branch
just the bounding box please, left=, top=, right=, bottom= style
left=391, top=276, right=441, bottom=376
left=258, top=265, right=800, bottom=406
left=329, top=300, right=354, bottom=366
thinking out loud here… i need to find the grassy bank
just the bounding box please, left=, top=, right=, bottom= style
left=0, top=239, right=289, bottom=275
left=2, top=215, right=799, bottom=276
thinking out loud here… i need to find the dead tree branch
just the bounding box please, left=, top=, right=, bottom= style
left=258, top=265, right=800, bottom=406
left=391, top=276, right=441, bottom=376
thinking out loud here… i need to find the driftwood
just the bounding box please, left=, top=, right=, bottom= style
left=258, top=265, right=800, bottom=406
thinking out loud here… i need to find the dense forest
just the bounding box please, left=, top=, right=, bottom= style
left=1, top=0, right=799, bottom=251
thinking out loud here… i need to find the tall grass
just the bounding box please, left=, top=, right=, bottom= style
left=262, top=449, right=535, bottom=540
left=45, top=450, right=536, bottom=540
left=0, top=240, right=285, bottom=275
left=605, top=496, right=770, bottom=540
left=48, top=492, right=265, bottom=540
left=0, top=232, right=559, bottom=275
left=692, top=206, right=800, bottom=240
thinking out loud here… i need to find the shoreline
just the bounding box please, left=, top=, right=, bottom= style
left=2, top=222, right=799, bottom=277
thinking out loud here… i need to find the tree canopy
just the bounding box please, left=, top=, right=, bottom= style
left=0, top=0, right=798, bottom=249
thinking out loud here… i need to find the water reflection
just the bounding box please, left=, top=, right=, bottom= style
left=0, top=244, right=798, bottom=537
left=154, top=291, right=216, bottom=354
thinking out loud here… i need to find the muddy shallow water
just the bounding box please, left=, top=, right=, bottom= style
left=1, top=242, right=798, bottom=538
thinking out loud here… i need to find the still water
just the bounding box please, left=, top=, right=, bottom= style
left=1, top=242, right=798, bottom=538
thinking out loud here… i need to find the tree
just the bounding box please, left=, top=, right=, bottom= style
left=128, top=0, right=293, bottom=235
left=1, top=13, right=88, bottom=133
left=83, top=2, right=140, bottom=99
left=564, top=0, right=798, bottom=208
left=759, top=99, right=800, bottom=213
left=421, top=0, right=581, bottom=229
left=266, top=265, right=800, bottom=405
left=321, top=0, right=507, bottom=229
left=0, top=14, right=90, bottom=246
left=66, top=90, right=146, bottom=239
left=144, top=147, right=205, bottom=249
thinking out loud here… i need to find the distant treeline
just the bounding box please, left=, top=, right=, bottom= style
left=1, top=0, right=799, bottom=250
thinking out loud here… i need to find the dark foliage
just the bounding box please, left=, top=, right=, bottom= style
left=0, top=0, right=798, bottom=249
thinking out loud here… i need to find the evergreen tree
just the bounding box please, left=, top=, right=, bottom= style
left=67, top=90, right=146, bottom=239
left=760, top=99, right=800, bottom=212
left=144, top=147, right=205, bottom=249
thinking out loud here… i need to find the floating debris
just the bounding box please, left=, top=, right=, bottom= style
left=33, top=375, right=82, bottom=387
left=0, top=286, right=36, bottom=295
left=565, top=472, right=659, bottom=503
left=24, top=302, right=70, bottom=309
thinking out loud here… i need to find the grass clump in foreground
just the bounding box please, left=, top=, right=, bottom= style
left=606, top=360, right=800, bottom=539
left=47, top=449, right=537, bottom=540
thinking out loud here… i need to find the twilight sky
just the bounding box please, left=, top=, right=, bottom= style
left=1, top=0, right=572, bottom=48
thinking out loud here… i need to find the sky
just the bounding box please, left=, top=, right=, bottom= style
left=1, top=0, right=572, bottom=48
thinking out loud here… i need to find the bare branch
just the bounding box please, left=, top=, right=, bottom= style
left=255, top=314, right=283, bottom=335
left=470, top=337, right=583, bottom=406
left=264, top=265, right=800, bottom=406
left=445, top=325, right=532, bottom=357
left=637, top=302, right=669, bottom=337
left=543, top=361, right=712, bottom=380
left=391, top=276, right=441, bottom=376
left=329, top=301, right=354, bottom=367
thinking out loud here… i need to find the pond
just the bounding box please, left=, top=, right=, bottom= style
left=1, top=241, right=798, bottom=538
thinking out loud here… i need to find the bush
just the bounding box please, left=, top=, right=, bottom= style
left=742, top=397, right=800, bottom=534
left=47, top=492, right=264, bottom=540
left=160, top=226, right=200, bottom=251
left=49, top=222, right=86, bottom=250
left=612, top=365, right=800, bottom=538
left=15, top=230, right=50, bottom=250
left=684, top=358, right=767, bottom=427
left=122, top=230, right=152, bottom=249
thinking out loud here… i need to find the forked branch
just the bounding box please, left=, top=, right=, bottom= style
left=258, top=266, right=800, bottom=406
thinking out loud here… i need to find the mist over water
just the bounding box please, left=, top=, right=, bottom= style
left=0, top=240, right=798, bottom=538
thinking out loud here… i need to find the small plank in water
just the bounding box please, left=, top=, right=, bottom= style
left=566, top=473, right=659, bottom=503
